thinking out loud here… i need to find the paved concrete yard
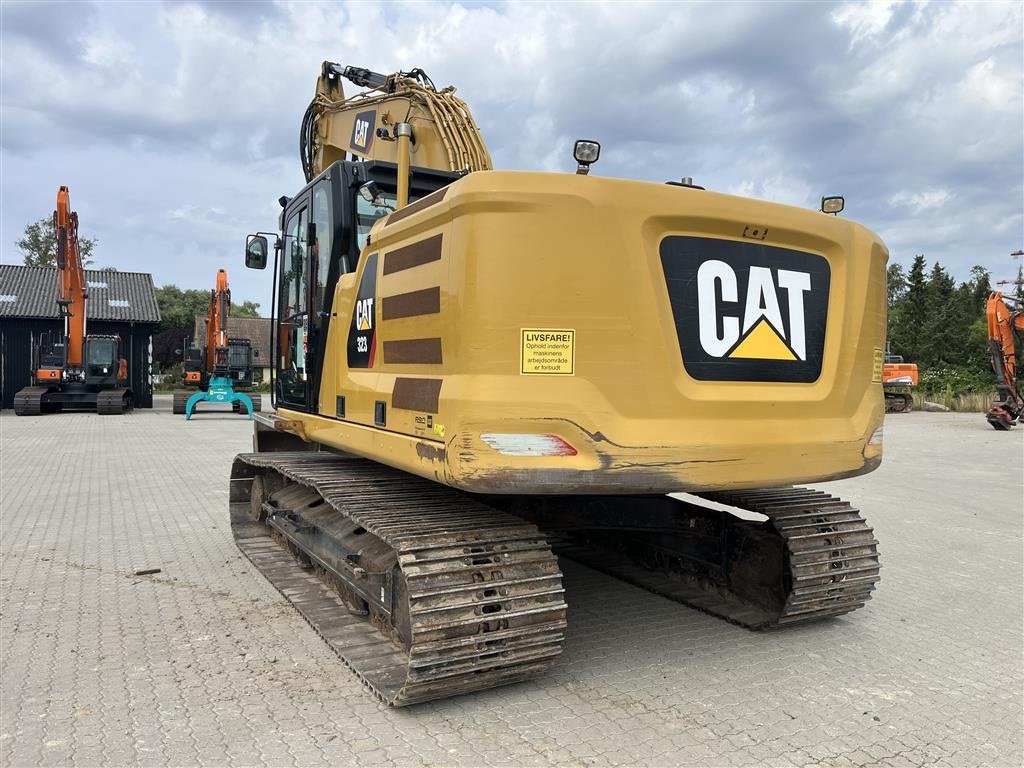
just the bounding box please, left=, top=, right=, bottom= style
left=1, top=399, right=1021, bottom=767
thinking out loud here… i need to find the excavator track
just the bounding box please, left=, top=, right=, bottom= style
left=172, top=390, right=189, bottom=415
left=13, top=387, right=47, bottom=416
left=516, top=487, right=880, bottom=631
left=232, top=394, right=262, bottom=413
left=96, top=389, right=131, bottom=415
left=229, top=452, right=567, bottom=706
left=701, top=488, right=881, bottom=626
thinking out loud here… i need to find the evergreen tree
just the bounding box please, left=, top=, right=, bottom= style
left=890, top=254, right=928, bottom=361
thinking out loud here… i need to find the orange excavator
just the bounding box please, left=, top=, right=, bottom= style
left=14, top=187, right=132, bottom=416
left=985, top=291, right=1024, bottom=429
left=882, top=356, right=918, bottom=413
left=173, top=269, right=259, bottom=419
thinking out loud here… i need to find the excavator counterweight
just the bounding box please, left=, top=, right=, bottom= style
left=230, top=63, right=888, bottom=705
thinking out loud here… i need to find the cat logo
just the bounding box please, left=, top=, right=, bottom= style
left=350, top=110, right=376, bottom=154
left=355, top=297, right=374, bottom=331
left=697, top=261, right=810, bottom=361
left=660, top=236, right=831, bottom=383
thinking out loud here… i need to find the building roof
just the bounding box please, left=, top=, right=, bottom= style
left=194, top=314, right=272, bottom=367
left=0, top=264, right=161, bottom=323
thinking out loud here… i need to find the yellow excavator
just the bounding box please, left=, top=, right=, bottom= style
left=231, top=62, right=888, bottom=705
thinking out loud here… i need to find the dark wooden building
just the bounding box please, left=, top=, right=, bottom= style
left=0, top=265, right=161, bottom=409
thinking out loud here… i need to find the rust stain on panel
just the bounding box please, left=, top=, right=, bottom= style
left=382, top=287, right=441, bottom=320
left=383, top=338, right=443, bottom=365
left=383, top=234, right=443, bottom=275
left=392, top=377, right=443, bottom=412
left=386, top=187, right=449, bottom=225
left=416, top=441, right=446, bottom=463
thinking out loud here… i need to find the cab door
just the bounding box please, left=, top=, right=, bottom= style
left=276, top=196, right=311, bottom=410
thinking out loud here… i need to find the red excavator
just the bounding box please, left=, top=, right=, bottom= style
left=985, top=291, right=1024, bottom=429
left=14, top=187, right=132, bottom=415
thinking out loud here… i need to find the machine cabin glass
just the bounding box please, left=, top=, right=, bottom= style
left=276, top=202, right=310, bottom=409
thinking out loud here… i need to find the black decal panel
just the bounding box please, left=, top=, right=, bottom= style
left=350, top=110, right=376, bottom=154
left=348, top=252, right=378, bottom=368
left=660, top=236, right=830, bottom=383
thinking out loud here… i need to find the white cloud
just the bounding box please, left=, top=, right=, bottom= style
left=889, top=188, right=953, bottom=212
left=832, top=0, right=897, bottom=45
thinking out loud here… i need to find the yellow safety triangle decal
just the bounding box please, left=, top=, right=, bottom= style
left=728, top=318, right=797, bottom=361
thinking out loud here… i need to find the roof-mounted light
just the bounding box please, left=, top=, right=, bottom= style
left=821, top=195, right=845, bottom=215
left=359, top=181, right=382, bottom=203
left=573, top=139, right=601, bottom=175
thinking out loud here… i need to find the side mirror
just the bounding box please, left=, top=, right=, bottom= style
left=245, top=235, right=268, bottom=269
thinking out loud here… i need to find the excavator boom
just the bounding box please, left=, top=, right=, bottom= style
left=203, top=269, right=231, bottom=374
left=300, top=61, right=491, bottom=182
left=54, top=186, right=87, bottom=367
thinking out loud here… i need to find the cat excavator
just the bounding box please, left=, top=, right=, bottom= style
left=984, top=291, right=1024, bottom=429
left=230, top=62, right=888, bottom=705
left=173, top=269, right=260, bottom=419
left=14, top=186, right=132, bottom=416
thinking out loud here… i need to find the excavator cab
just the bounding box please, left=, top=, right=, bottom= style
left=253, top=159, right=458, bottom=413
left=227, top=338, right=255, bottom=386
left=83, top=336, right=122, bottom=385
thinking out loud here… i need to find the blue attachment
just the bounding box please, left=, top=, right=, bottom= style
left=184, top=376, right=254, bottom=420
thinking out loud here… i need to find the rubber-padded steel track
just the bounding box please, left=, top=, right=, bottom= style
left=230, top=452, right=566, bottom=706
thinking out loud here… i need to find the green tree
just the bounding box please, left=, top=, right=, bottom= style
left=886, top=263, right=907, bottom=345
left=919, top=262, right=962, bottom=366
left=886, top=263, right=907, bottom=309
left=154, top=284, right=262, bottom=332
left=890, top=254, right=928, bottom=361
left=17, top=216, right=97, bottom=267
left=154, top=285, right=212, bottom=332
left=233, top=300, right=261, bottom=318
left=966, top=265, right=991, bottom=310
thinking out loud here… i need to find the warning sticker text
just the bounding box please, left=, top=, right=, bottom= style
left=872, top=348, right=884, bottom=383
left=521, top=329, right=575, bottom=375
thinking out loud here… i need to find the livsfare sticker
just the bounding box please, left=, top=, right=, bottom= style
left=521, top=329, right=575, bottom=375
left=872, top=348, right=884, bottom=383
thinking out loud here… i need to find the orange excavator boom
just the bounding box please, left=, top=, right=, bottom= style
left=54, top=186, right=87, bottom=367
left=203, top=269, right=231, bottom=374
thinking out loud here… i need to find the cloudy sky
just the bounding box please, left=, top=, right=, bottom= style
left=2, top=0, right=1021, bottom=310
